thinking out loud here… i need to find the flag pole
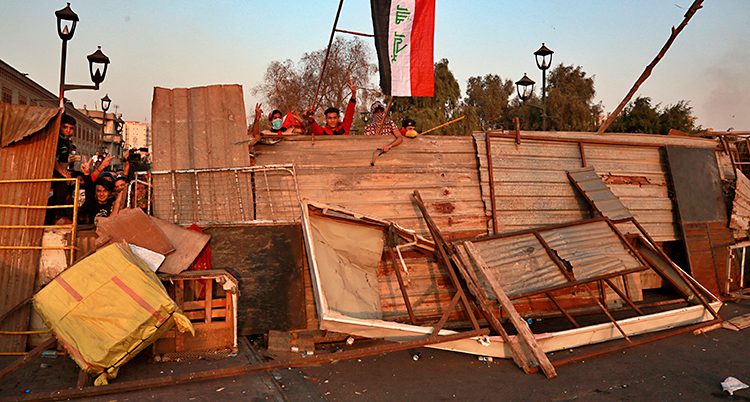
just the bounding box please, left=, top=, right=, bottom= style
left=310, top=0, right=344, bottom=146
left=311, top=0, right=345, bottom=114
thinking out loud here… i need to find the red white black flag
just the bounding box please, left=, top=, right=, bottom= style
left=371, top=0, right=435, bottom=97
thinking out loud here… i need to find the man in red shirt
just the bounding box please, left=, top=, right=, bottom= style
left=306, top=82, right=357, bottom=136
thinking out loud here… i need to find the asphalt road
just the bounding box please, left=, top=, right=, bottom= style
left=2, top=302, right=749, bottom=401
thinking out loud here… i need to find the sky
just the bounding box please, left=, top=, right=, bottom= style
left=1, top=0, right=748, bottom=131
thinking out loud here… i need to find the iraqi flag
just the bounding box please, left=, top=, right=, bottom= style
left=371, top=0, right=435, bottom=97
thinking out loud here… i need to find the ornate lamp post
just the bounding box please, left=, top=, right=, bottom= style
left=534, top=43, right=553, bottom=130
left=515, top=74, right=536, bottom=102
left=534, top=43, right=554, bottom=103
left=56, top=3, right=110, bottom=108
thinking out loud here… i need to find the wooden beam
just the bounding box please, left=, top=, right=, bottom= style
left=533, top=231, right=575, bottom=282
left=387, top=225, right=417, bottom=325
left=596, top=0, right=704, bottom=134
left=453, top=243, right=536, bottom=373
left=412, top=190, right=481, bottom=330
left=464, top=241, right=557, bottom=378
left=0, top=337, right=56, bottom=382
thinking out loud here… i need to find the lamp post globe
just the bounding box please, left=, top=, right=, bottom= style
left=55, top=2, right=78, bottom=41
left=101, top=94, right=111, bottom=113
left=87, top=46, right=110, bottom=85
left=534, top=43, right=554, bottom=71
left=515, top=74, right=536, bottom=102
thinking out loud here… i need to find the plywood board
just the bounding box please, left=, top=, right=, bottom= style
left=204, top=224, right=307, bottom=334
left=149, top=217, right=210, bottom=275
left=96, top=208, right=175, bottom=255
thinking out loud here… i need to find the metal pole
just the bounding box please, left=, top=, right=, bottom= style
left=311, top=0, right=345, bottom=112
left=541, top=68, right=547, bottom=131
left=59, top=39, right=67, bottom=108
left=70, top=177, right=80, bottom=265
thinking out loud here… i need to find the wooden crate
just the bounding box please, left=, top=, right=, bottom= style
left=153, top=270, right=238, bottom=358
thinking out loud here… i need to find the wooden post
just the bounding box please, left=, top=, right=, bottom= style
left=464, top=242, right=557, bottom=379
left=453, top=243, right=536, bottom=373
left=597, top=0, right=704, bottom=134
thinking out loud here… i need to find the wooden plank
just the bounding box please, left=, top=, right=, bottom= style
left=452, top=243, right=535, bottom=374
left=722, top=312, right=750, bottom=331
left=464, top=241, right=557, bottom=378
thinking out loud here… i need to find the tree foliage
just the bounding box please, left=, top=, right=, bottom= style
left=390, top=59, right=477, bottom=135
left=465, top=74, right=514, bottom=130
left=545, top=64, right=603, bottom=131
left=607, top=96, right=700, bottom=134
left=254, top=37, right=378, bottom=119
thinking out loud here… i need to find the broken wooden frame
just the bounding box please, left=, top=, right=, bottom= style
left=154, top=269, right=240, bottom=357
left=452, top=216, right=721, bottom=374
left=566, top=166, right=721, bottom=316
left=300, top=201, right=502, bottom=363
left=137, top=164, right=301, bottom=225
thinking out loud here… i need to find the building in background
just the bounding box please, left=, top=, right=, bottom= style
left=123, top=120, right=150, bottom=151
left=0, top=58, right=101, bottom=156
left=78, top=108, right=125, bottom=169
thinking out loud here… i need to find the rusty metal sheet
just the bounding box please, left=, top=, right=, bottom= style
left=474, top=134, right=679, bottom=242
left=151, top=84, right=250, bottom=170
left=254, top=135, right=486, bottom=240
left=148, top=165, right=299, bottom=225
left=567, top=167, right=633, bottom=221
left=667, top=146, right=734, bottom=296
left=730, top=170, right=750, bottom=237
left=0, top=104, right=59, bottom=147
left=0, top=106, right=60, bottom=352
left=681, top=222, right=735, bottom=296
left=468, top=219, right=645, bottom=298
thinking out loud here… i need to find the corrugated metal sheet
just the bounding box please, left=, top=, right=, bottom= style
left=0, top=106, right=60, bottom=352
left=148, top=166, right=299, bottom=225
left=0, top=104, right=58, bottom=147
left=467, top=219, right=644, bottom=298
left=151, top=84, right=250, bottom=170
left=567, top=167, right=633, bottom=221
left=254, top=135, right=487, bottom=240
left=475, top=132, right=690, bottom=241
left=730, top=170, right=750, bottom=237
left=151, top=85, right=253, bottom=225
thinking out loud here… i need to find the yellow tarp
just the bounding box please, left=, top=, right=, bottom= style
left=33, top=242, right=193, bottom=385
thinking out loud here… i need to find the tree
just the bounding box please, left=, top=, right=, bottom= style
left=658, top=100, right=701, bottom=134
left=254, top=37, right=378, bottom=123
left=465, top=74, right=514, bottom=130
left=607, top=96, right=700, bottom=134
left=544, top=64, right=603, bottom=131
left=390, top=58, right=477, bottom=135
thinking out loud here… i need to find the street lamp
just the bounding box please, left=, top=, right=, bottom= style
left=515, top=74, right=535, bottom=102
left=534, top=43, right=553, bottom=130
left=534, top=43, right=554, bottom=103
left=101, top=94, right=111, bottom=113
left=100, top=94, right=110, bottom=157
left=56, top=3, right=110, bottom=107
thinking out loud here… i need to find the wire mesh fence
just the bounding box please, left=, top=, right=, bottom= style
left=135, top=164, right=301, bottom=225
